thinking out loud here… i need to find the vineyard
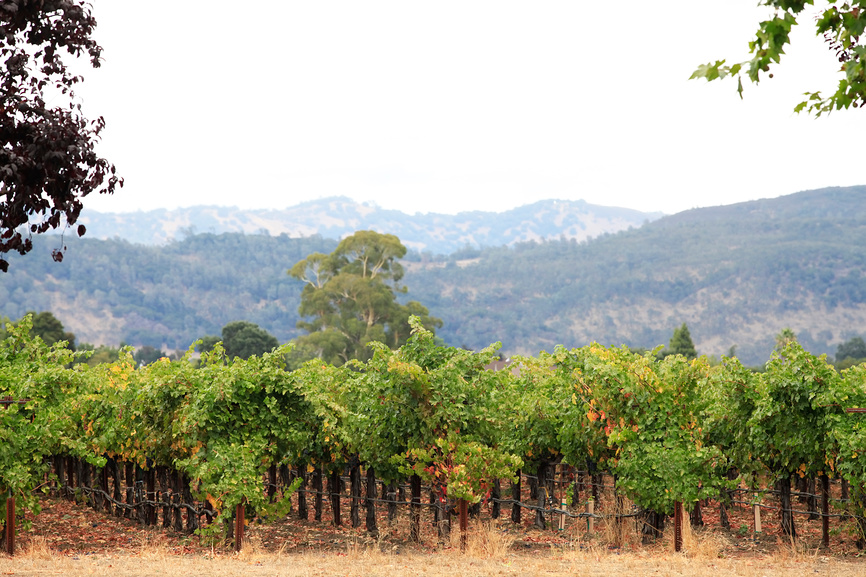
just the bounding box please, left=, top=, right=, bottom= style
left=2, top=314, right=866, bottom=555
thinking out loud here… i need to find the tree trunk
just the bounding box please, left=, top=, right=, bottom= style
left=53, top=456, right=64, bottom=497
left=183, top=474, right=198, bottom=533
left=124, top=461, right=135, bottom=519
left=350, top=461, right=361, bottom=529
left=365, top=467, right=378, bottom=537
left=79, top=459, right=89, bottom=506
left=279, top=465, right=291, bottom=497
left=267, top=465, right=277, bottom=502
left=691, top=499, right=704, bottom=527
left=534, top=461, right=547, bottom=529
left=313, top=466, right=323, bottom=522
left=719, top=496, right=730, bottom=530
left=110, top=459, right=122, bottom=518
left=94, top=466, right=105, bottom=512
left=431, top=490, right=439, bottom=531
left=807, top=477, right=819, bottom=520
left=574, top=469, right=582, bottom=507
left=797, top=476, right=808, bottom=503
left=776, top=474, right=796, bottom=540
left=821, top=474, right=830, bottom=548
left=592, top=473, right=602, bottom=502
left=410, top=474, right=422, bottom=543
left=145, top=467, right=157, bottom=525
left=528, top=470, right=538, bottom=502
left=641, top=510, right=666, bottom=542
left=158, top=467, right=171, bottom=528
left=491, top=479, right=501, bottom=519
left=172, top=469, right=184, bottom=532
left=66, top=456, right=75, bottom=500
left=329, top=469, right=341, bottom=526
left=511, top=470, right=522, bottom=524
left=387, top=482, right=398, bottom=522
left=613, top=477, right=625, bottom=545
left=297, top=467, right=308, bottom=521
left=134, top=465, right=144, bottom=523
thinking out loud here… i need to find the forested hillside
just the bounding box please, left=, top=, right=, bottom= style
left=0, top=234, right=337, bottom=348
left=409, top=186, right=866, bottom=364
left=1, top=186, right=864, bottom=365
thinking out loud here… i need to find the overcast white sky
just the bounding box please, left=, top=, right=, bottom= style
left=72, top=1, right=864, bottom=217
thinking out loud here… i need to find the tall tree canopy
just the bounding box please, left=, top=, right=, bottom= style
left=1, top=1, right=122, bottom=272
left=289, top=231, right=442, bottom=366
left=691, top=1, right=866, bottom=115
left=836, top=335, right=866, bottom=369
left=775, top=327, right=798, bottom=350
left=26, top=310, right=75, bottom=350
left=836, top=335, right=866, bottom=361
left=666, top=322, right=697, bottom=359
left=221, top=320, right=279, bottom=360
left=133, top=345, right=167, bottom=367
left=198, top=321, right=280, bottom=360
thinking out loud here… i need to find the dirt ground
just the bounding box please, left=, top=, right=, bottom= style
left=1, top=488, right=865, bottom=576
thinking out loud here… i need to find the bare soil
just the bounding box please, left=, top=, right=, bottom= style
left=1, top=488, right=865, bottom=576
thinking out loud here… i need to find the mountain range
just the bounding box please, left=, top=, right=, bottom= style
left=407, top=186, right=866, bottom=364
left=3, top=186, right=865, bottom=367
left=72, top=197, right=663, bottom=254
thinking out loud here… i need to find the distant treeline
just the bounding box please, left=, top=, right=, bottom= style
left=1, top=186, right=865, bottom=365
left=0, top=233, right=336, bottom=348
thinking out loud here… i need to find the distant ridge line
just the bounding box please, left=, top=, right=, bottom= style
left=73, top=196, right=665, bottom=254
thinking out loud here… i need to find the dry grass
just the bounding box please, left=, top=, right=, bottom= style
left=1, top=539, right=864, bottom=577
left=447, top=518, right=516, bottom=558
left=673, top=503, right=729, bottom=560
left=773, top=532, right=827, bottom=563
left=136, top=532, right=171, bottom=560
left=598, top=495, right=641, bottom=550
left=21, top=535, right=52, bottom=560
left=6, top=492, right=865, bottom=576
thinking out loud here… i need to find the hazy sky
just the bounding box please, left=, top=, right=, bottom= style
left=72, top=1, right=864, bottom=217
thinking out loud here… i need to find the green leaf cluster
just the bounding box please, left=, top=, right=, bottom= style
left=692, top=1, right=866, bottom=115
left=8, top=311, right=866, bottom=537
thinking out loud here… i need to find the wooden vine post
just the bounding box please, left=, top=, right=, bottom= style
left=586, top=498, right=594, bottom=536
left=458, top=498, right=468, bottom=551
left=558, top=495, right=567, bottom=531
left=753, top=501, right=762, bottom=534
left=673, top=501, right=683, bottom=552
left=5, top=490, right=14, bottom=556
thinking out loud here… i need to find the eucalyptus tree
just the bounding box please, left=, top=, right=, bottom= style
left=289, top=231, right=441, bottom=365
